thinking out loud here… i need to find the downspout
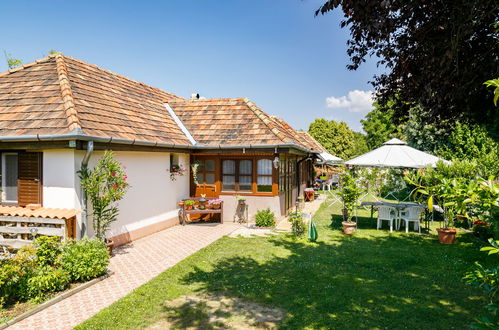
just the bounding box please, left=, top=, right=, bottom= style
left=80, top=140, right=94, bottom=238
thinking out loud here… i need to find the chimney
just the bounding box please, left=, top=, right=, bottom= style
left=191, top=93, right=200, bottom=100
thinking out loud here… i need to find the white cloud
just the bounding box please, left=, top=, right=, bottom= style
left=325, top=90, right=374, bottom=113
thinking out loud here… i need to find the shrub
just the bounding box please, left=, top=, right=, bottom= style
left=33, top=235, right=63, bottom=267
left=0, top=246, right=36, bottom=306
left=255, top=208, right=275, bottom=227
left=289, top=212, right=306, bottom=237
left=60, top=238, right=110, bottom=282
left=464, top=239, right=499, bottom=328
left=27, top=267, right=70, bottom=300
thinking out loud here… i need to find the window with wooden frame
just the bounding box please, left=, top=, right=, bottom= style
left=196, top=159, right=216, bottom=185
left=256, top=159, right=273, bottom=192
left=222, top=159, right=252, bottom=192
left=1, top=151, right=42, bottom=206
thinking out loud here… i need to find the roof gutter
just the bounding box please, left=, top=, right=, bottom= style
left=0, top=132, right=319, bottom=154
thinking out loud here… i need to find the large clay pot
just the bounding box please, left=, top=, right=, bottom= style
left=437, top=228, right=457, bottom=244
left=342, top=221, right=356, bottom=235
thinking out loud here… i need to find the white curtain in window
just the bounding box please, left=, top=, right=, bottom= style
left=257, top=159, right=272, bottom=175
left=239, top=160, right=252, bottom=175
left=223, top=160, right=235, bottom=174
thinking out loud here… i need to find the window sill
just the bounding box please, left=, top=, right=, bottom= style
left=219, top=192, right=275, bottom=197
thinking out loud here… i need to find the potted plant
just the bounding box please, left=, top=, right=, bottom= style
left=208, top=198, right=222, bottom=209
left=184, top=199, right=195, bottom=210
left=339, top=171, right=363, bottom=235
left=79, top=151, right=130, bottom=255
left=236, top=195, right=246, bottom=206
left=167, top=164, right=186, bottom=181
left=198, top=194, right=207, bottom=210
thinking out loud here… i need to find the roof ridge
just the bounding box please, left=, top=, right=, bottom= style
left=54, top=53, right=81, bottom=131
left=0, top=54, right=55, bottom=78
left=61, top=55, right=185, bottom=101
left=242, top=98, right=292, bottom=144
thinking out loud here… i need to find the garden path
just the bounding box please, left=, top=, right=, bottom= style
left=8, top=222, right=241, bottom=330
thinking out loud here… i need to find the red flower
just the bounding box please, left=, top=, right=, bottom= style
left=111, top=171, right=116, bottom=177
left=123, top=175, right=128, bottom=180
left=112, top=184, right=119, bottom=189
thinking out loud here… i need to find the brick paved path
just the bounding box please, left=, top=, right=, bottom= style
left=9, top=223, right=240, bottom=330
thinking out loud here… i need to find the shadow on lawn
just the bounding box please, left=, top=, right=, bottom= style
left=181, top=233, right=485, bottom=329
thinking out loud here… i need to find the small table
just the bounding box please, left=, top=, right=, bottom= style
left=360, top=201, right=426, bottom=221
left=304, top=189, right=315, bottom=202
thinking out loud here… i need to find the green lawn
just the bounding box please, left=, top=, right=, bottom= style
left=77, top=201, right=489, bottom=329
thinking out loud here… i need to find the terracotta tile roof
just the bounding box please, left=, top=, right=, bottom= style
left=0, top=54, right=320, bottom=152
left=169, top=98, right=312, bottom=147
left=0, top=205, right=80, bottom=219
left=0, top=54, right=191, bottom=145
left=296, top=131, right=329, bottom=153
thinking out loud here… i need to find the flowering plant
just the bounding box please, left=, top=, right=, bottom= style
left=79, top=151, right=130, bottom=240
left=207, top=198, right=223, bottom=205
left=167, top=164, right=186, bottom=181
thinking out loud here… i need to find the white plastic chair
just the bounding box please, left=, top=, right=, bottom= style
left=398, top=207, right=425, bottom=233
left=322, top=179, right=333, bottom=191
left=377, top=206, right=398, bottom=232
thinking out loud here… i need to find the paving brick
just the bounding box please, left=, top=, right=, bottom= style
left=8, top=222, right=240, bottom=330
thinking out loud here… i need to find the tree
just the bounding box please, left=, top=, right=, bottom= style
left=350, top=131, right=369, bottom=157
left=316, top=0, right=499, bottom=126
left=361, top=99, right=406, bottom=149
left=308, top=118, right=363, bottom=159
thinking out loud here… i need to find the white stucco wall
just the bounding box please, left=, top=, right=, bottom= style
left=43, top=150, right=81, bottom=210
left=78, top=150, right=190, bottom=238
left=220, top=195, right=282, bottom=222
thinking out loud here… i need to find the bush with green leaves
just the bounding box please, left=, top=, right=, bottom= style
left=27, top=267, right=70, bottom=300
left=60, top=238, right=110, bottom=282
left=288, top=212, right=306, bottom=237
left=464, top=239, right=499, bottom=328
left=33, top=235, right=63, bottom=267
left=255, top=208, right=275, bottom=227
left=0, top=247, right=36, bottom=307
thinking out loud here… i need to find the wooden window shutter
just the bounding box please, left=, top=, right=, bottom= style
left=18, top=152, right=42, bottom=207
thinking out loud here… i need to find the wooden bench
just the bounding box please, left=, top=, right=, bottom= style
left=179, top=197, right=223, bottom=225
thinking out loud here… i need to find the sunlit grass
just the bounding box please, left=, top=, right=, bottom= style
left=76, top=200, right=488, bottom=329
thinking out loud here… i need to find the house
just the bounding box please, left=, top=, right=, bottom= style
left=0, top=53, right=329, bottom=246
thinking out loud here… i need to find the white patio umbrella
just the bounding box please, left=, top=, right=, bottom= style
left=345, top=138, right=447, bottom=168
left=318, top=152, right=343, bottom=164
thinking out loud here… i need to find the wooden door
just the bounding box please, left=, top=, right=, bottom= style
left=194, top=159, right=218, bottom=197
left=18, top=152, right=42, bottom=207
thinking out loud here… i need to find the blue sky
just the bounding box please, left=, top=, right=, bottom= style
left=0, top=0, right=381, bottom=132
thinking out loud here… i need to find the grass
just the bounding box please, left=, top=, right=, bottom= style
left=76, top=200, right=490, bottom=329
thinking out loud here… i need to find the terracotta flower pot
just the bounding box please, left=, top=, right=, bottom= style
left=437, top=228, right=457, bottom=244
left=212, top=204, right=221, bottom=209
left=185, top=204, right=193, bottom=210
left=342, top=221, right=356, bottom=235
left=105, top=239, right=114, bottom=256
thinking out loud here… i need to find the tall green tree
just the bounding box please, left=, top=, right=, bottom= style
left=308, top=118, right=364, bottom=159
left=316, top=0, right=499, bottom=127
left=361, top=100, right=406, bottom=149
